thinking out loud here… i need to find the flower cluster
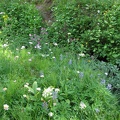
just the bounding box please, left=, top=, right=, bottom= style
left=23, top=81, right=60, bottom=117
left=42, top=86, right=54, bottom=98
left=41, top=86, right=60, bottom=117
left=42, top=86, right=60, bottom=99
left=78, top=53, right=85, bottom=57
left=24, top=83, right=29, bottom=88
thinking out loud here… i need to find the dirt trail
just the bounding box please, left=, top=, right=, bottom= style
left=36, top=0, right=53, bottom=24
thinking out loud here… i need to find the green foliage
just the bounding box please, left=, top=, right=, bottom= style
left=0, top=0, right=43, bottom=46
left=81, top=3, right=120, bottom=63
left=91, top=60, right=120, bottom=104
left=0, top=0, right=120, bottom=119
left=0, top=43, right=119, bottom=119
left=47, top=0, right=120, bottom=63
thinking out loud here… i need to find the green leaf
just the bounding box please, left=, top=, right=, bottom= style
left=30, top=96, right=36, bottom=101
left=96, top=40, right=100, bottom=43
left=28, top=87, right=34, bottom=94
left=111, top=40, right=114, bottom=43
left=32, top=81, right=37, bottom=94
left=104, top=45, right=107, bottom=49
left=112, top=54, right=119, bottom=58
left=66, top=99, right=70, bottom=104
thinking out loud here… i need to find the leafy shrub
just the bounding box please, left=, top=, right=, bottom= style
left=81, top=3, right=120, bottom=63
left=47, top=0, right=120, bottom=63
left=0, top=0, right=43, bottom=46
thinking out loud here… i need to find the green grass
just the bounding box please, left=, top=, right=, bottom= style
left=0, top=42, right=119, bottom=120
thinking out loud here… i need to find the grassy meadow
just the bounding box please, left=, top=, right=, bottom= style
left=0, top=0, right=120, bottom=119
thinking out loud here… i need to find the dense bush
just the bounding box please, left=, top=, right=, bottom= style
left=0, top=0, right=43, bottom=47
left=47, top=0, right=120, bottom=64
left=82, top=3, right=120, bottom=63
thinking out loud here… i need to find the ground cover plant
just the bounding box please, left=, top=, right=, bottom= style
left=0, top=0, right=120, bottom=119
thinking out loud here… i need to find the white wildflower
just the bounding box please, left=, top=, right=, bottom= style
left=53, top=102, right=57, bottom=106
left=42, top=86, right=54, bottom=98
left=40, top=73, right=44, bottom=78
left=3, top=87, right=7, bottom=91
left=67, top=33, right=71, bottom=35
left=23, top=94, right=27, bottom=98
left=53, top=42, right=58, bottom=46
left=36, top=88, right=41, bottom=91
left=15, top=56, right=19, bottom=59
left=80, top=101, right=86, bottom=109
left=48, top=112, right=53, bottom=117
left=29, top=34, right=32, bottom=36
left=28, top=58, right=32, bottom=62
left=0, top=12, right=5, bottom=15
left=97, top=10, right=100, bottom=13
left=3, top=104, right=9, bottom=110
left=41, top=54, right=45, bottom=57
left=105, top=72, right=108, bottom=76
left=29, top=42, right=33, bottom=44
left=28, top=89, right=31, bottom=92
left=35, top=44, right=41, bottom=49
left=24, top=84, right=29, bottom=88
left=14, top=80, right=16, bottom=82
left=28, top=52, right=31, bottom=54
left=78, top=53, right=85, bottom=57
left=21, top=46, right=25, bottom=49
left=26, top=83, right=29, bottom=86
left=52, top=56, right=55, bottom=59
left=2, top=44, right=8, bottom=48
left=40, top=74, right=44, bottom=78
left=55, top=88, right=60, bottom=92
left=46, top=54, right=49, bottom=57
